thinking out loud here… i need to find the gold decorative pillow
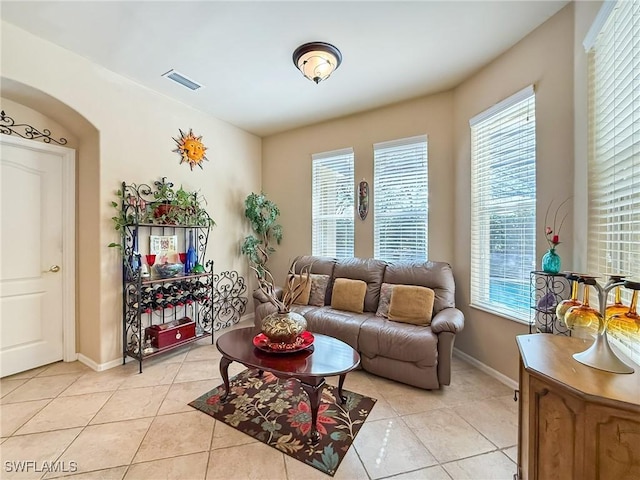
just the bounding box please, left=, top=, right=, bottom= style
left=331, top=278, right=367, bottom=313
left=283, top=274, right=312, bottom=305
left=388, top=285, right=435, bottom=325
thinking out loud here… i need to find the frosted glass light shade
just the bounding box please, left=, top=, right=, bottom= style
left=293, top=42, right=342, bottom=84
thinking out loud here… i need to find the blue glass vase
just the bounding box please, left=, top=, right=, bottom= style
left=542, top=248, right=561, bottom=274
left=185, top=230, right=197, bottom=275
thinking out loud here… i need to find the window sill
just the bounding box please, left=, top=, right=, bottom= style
left=470, top=303, right=532, bottom=327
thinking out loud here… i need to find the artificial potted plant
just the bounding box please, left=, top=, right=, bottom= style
left=241, top=192, right=283, bottom=278
left=108, top=178, right=215, bottom=254
left=151, top=177, right=215, bottom=227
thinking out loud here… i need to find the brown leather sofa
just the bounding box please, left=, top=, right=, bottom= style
left=253, top=256, right=464, bottom=390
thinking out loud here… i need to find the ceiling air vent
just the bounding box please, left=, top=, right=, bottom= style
left=161, top=69, right=203, bottom=91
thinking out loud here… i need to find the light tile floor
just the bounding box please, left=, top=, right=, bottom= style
left=1, top=323, right=519, bottom=480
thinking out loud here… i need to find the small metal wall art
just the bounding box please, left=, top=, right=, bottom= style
left=173, top=128, right=208, bottom=170
left=358, top=179, right=369, bottom=221
left=0, top=110, right=68, bottom=145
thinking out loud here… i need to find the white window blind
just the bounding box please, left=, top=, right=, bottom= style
left=312, top=148, right=354, bottom=257
left=588, top=0, right=640, bottom=279
left=587, top=0, right=639, bottom=363
left=373, top=135, right=428, bottom=262
left=470, top=86, right=536, bottom=320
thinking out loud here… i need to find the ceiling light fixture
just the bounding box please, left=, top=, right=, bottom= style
left=292, top=42, right=342, bottom=84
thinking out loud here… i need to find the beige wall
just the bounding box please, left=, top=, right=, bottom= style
left=263, top=3, right=582, bottom=383
left=452, top=3, right=575, bottom=380
left=262, top=92, right=454, bottom=285
left=1, top=1, right=604, bottom=379
left=1, top=21, right=262, bottom=367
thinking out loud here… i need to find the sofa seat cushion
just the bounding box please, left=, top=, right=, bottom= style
left=359, top=317, right=438, bottom=366
left=302, top=307, right=372, bottom=350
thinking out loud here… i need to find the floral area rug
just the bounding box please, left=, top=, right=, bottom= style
left=189, top=368, right=377, bottom=476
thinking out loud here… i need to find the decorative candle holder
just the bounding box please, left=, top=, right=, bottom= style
left=568, top=274, right=635, bottom=374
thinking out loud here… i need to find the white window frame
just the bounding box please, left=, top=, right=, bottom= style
left=470, top=86, right=537, bottom=321
left=373, top=135, right=428, bottom=262
left=311, top=148, right=355, bottom=257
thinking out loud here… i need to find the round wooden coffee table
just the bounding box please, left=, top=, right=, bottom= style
left=216, top=327, right=361, bottom=443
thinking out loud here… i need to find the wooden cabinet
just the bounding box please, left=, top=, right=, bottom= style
left=516, top=334, right=640, bottom=480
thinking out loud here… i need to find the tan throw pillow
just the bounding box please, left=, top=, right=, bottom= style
left=308, top=274, right=330, bottom=306
left=283, top=274, right=312, bottom=305
left=331, top=278, right=367, bottom=313
left=375, top=283, right=395, bottom=317
left=388, top=285, right=435, bottom=325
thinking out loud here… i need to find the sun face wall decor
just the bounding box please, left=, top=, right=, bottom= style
left=173, top=128, right=208, bottom=170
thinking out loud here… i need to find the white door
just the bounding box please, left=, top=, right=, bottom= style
left=1, top=135, right=75, bottom=377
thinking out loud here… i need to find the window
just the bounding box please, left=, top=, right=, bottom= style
left=586, top=0, right=639, bottom=362
left=470, top=86, right=536, bottom=320
left=373, top=136, right=428, bottom=262
left=312, top=148, right=354, bottom=257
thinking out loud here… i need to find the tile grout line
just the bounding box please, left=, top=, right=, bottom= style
left=2, top=331, right=519, bottom=480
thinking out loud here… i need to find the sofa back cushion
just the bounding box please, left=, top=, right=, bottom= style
left=333, top=257, right=387, bottom=312
left=382, top=261, right=455, bottom=314
left=293, top=256, right=337, bottom=305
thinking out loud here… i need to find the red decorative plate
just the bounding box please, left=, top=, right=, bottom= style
left=253, top=331, right=315, bottom=354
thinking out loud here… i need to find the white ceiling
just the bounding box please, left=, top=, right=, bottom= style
left=1, top=1, right=569, bottom=137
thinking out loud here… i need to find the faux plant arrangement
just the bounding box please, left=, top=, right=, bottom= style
left=150, top=177, right=215, bottom=227
left=241, top=192, right=283, bottom=278
left=541, top=197, right=571, bottom=274
left=108, top=177, right=215, bottom=252
left=252, top=262, right=311, bottom=344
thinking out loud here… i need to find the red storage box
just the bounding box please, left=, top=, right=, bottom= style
left=146, top=317, right=195, bottom=349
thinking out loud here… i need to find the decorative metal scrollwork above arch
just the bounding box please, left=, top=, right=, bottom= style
left=213, top=270, right=247, bottom=330
left=0, top=110, right=68, bottom=145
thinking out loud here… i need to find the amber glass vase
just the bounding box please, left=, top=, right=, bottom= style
left=564, top=282, right=602, bottom=335
left=608, top=286, right=640, bottom=335
left=605, top=285, right=628, bottom=328
left=556, top=277, right=581, bottom=326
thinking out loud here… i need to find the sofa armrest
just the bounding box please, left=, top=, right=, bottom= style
left=430, top=307, right=464, bottom=334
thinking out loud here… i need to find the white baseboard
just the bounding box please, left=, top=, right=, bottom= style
left=453, top=348, right=518, bottom=390
left=77, top=353, right=122, bottom=372
left=78, top=316, right=257, bottom=373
